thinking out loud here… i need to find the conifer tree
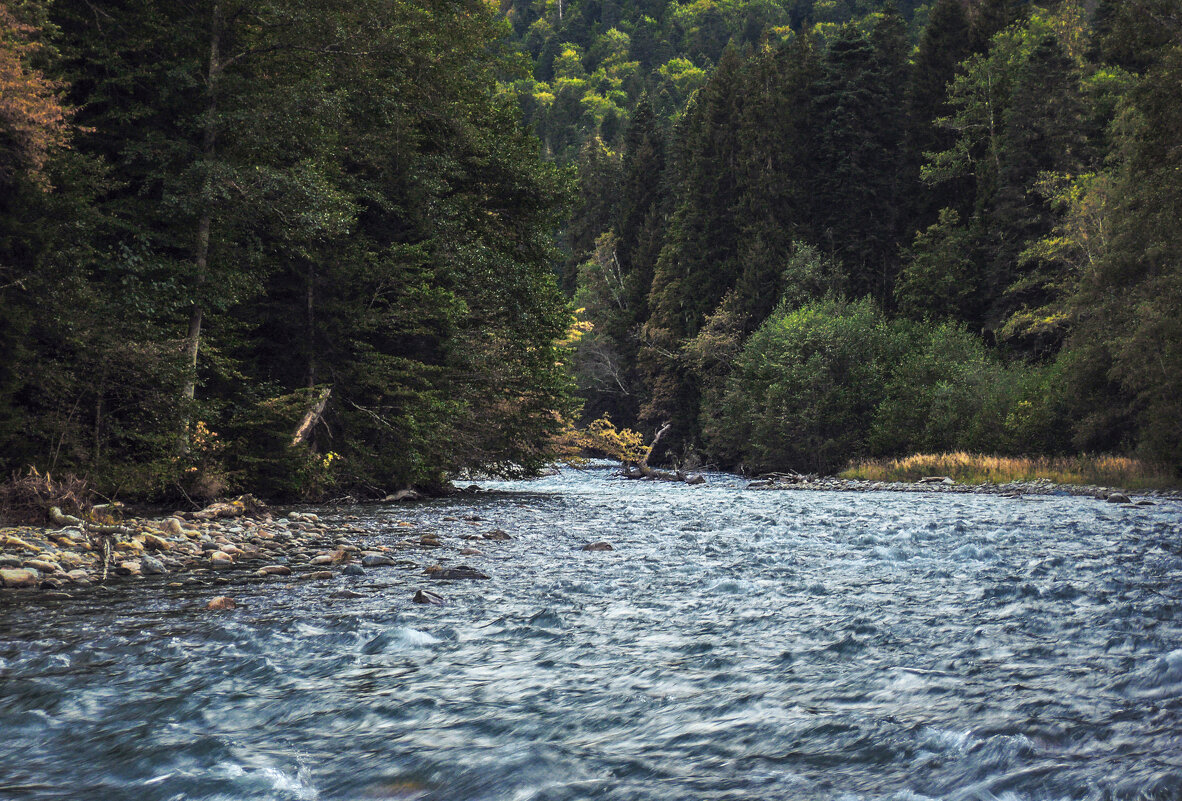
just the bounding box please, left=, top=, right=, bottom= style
left=904, top=0, right=974, bottom=230
left=639, top=45, right=745, bottom=450
left=812, top=21, right=904, bottom=302
left=565, top=137, right=622, bottom=294
left=987, top=34, right=1088, bottom=339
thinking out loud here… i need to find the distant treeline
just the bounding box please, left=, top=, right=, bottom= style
left=0, top=0, right=575, bottom=499
left=552, top=0, right=1182, bottom=472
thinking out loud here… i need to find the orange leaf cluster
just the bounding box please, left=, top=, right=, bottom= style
left=0, top=4, right=70, bottom=189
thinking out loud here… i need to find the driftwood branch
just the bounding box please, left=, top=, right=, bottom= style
left=292, top=387, right=332, bottom=446
left=621, top=422, right=704, bottom=484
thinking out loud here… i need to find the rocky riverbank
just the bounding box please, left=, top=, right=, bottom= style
left=746, top=473, right=1178, bottom=503
left=0, top=496, right=503, bottom=597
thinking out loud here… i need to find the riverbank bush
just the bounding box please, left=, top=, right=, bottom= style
left=705, top=297, right=907, bottom=473
left=704, top=298, right=1077, bottom=474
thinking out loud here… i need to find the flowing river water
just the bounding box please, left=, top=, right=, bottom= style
left=2, top=465, right=1181, bottom=801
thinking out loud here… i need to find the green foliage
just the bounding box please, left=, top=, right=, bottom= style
left=708, top=297, right=906, bottom=472
left=895, top=208, right=978, bottom=323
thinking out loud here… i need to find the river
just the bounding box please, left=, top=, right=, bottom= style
left=2, top=465, right=1181, bottom=800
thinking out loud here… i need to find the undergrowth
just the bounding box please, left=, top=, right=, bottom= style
left=0, top=468, right=94, bottom=525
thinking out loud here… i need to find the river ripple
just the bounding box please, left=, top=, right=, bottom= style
left=1, top=465, right=1181, bottom=800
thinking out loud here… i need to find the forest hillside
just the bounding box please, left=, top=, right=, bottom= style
left=538, top=0, right=1182, bottom=474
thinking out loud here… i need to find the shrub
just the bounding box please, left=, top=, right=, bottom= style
left=707, top=297, right=907, bottom=473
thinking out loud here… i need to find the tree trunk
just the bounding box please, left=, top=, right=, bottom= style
left=306, top=262, right=316, bottom=389
left=182, top=2, right=221, bottom=429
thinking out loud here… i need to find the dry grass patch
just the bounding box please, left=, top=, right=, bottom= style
left=840, top=453, right=1179, bottom=491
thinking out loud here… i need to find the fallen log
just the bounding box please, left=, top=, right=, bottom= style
left=620, top=422, right=705, bottom=484
left=291, top=386, right=332, bottom=447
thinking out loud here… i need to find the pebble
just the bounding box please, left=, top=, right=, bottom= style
left=116, top=560, right=142, bottom=577
left=141, top=556, right=168, bottom=575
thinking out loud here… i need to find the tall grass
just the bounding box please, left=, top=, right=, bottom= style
left=840, top=452, right=1179, bottom=490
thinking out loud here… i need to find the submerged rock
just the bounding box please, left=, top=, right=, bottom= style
left=484, top=529, right=511, bottom=541
left=361, top=555, right=398, bottom=568
left=413, top=588, right=445, bottom=605
left=425, top=565, right=489, bottom=580
left=206, top=595, right=236, bottom=611
left=343, top=563, right=365, bottom=576
left=330, top=589, right=366, bottom=599
left=582, top=541, right=613, bottom=552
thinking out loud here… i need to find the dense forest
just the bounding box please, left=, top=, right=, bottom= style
left=541, top=0, right=1182, bottom=473
left=0, top=0, right=1179, bottom=503
left=0, top=0, right=576, bottom=500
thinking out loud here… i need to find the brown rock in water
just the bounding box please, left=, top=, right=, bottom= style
left=582, top=541, right=613, bottom=552
left=300, top=570, right=334, bottom=580
left=206, top=595, right=237, bottom=611
left=116, top=560, right=142, bottom=577
left=141, top=532, right=172, bottom=551
left=25, top=559, right=60, bottom=574
left=255, top=564, right=292, bottom=577
left=419, top=535, right=441, bottom=547
left=459, top=548, right=484, bottom=556
left=210, top=551, right=233, bottom=567
left=413, top=588, right=445, bottom=605
left=165, top=518, right=185, bottom=537
left=483, top=529, right=511, bottom=541
left=0, top=568, right=38, bottom=588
